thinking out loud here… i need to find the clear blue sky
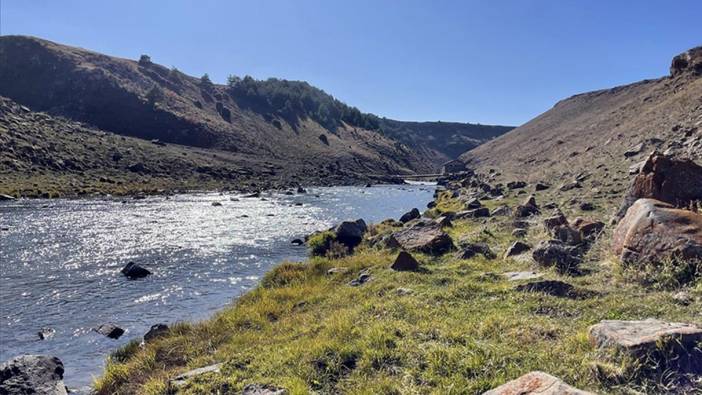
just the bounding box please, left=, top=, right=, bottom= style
left=2, top=1, right=701, bottom=125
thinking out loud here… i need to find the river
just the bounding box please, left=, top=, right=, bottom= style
left=0, top=184, right=434, bottom=388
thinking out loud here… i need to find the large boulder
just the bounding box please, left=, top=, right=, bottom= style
left=532, top=240, right=581, bottom=273
left=0, top=355, right=68, bottom=395
left=514, top=195, right=540, bottom=218
left=334, top=219, right=368, bottom=250
left=616, top=153, right=702, bottom=219
left=589, top=319, right=702, bottom=373
left=670, top=46, right=702, bottom=76
left=121, top=262, right=151, bottom=279
left=612, top=199, right=702, bottom=265
left=389, top=225, right=453, bottom=255
left=399, top=208, right=420, bottom=223
left=483, top=371, right=594, bottom=395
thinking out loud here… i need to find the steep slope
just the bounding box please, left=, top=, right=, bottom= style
left=378, top=119, right=513, bottom=167
left=0, top=96, right=393, bottom=197
left=0, top=35, right=426, bottom=177
left=460, top=47, right=702, bottom=189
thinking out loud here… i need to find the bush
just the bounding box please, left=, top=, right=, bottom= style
left=620, top=256, right=702, bottom=290
left=138, top=54, right=151, bottom=66
left=308, top=231, right=336, bottom=257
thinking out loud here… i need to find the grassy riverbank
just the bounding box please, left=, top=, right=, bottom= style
left=94, top=190, right=701, bottom=394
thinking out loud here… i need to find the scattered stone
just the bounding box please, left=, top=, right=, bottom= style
left=571, top=218, right=605, bottom=240
left=624, top=143, right=645, bottom=158
left=0, top=194, right=16, bottom=201
left=515, top=280, right=577, bottom=298
left=94, top=323, right=125, bottom=339
left=559, top=181, right=581, bottom=191
left=534, top=182, right=551, bottom=191
left=349, top=270, right=371, bottom=286
left=291, top=238, right=304, bottom=246
left=542, top=202, right=558, bottom=210
left=672, top=291, right=693, bottom=306
left=490, top=205, right=511, bottom=216
left=143, top=324, right=169, bottom=343
left=390, top=251, right=420, bottom=271
left=617, top=153, right=702, bottom=219
left=507, top=181, right=527, bottom=189
left=296, top=186, right=307, bottom=194
left=514, top=195, right=540, bottom=217
left=579, top=202, right=595, bottom=211
left=503, top=271, right=543, bottom=281
left=396, top=287, right=414, bottom=296
left=532, top=240, right=581, bottom=273
left=242, top=383, right=288, bottom=395
left=211, top=201, right=222, bottom=207
left=170, top=363, right=223, bottom=388
left=504, top=241, right=531, bottom=257
left=121, top=261, right=151, bottom=279
left=512, top=219, right=530, bottom=229
left=588, top=319, right=702, bottom=373
left=334, top=219, right=367, bottom=250
left=456, top=207, right=490, bottom=218
left=511, top=228, right=527, bottom=238
left=399, top=208, right=420, bottom=223
left=0, top=355, right=67, bottom=395
left=37, top=328, right=55, bottom=340
left=243, top=192, right=261, bottom=198
left=390, top=226, right=453, bottom=255
left=455, top=243, right=495, bottom=260
left=553, top=225, right=582, bottom=246
left=543, top=213, right=568, bottom=233
left=612, top=199, right=702, bottom=265
left=466, top=198, right=482, bottom=209
left=326, top=267, right=348, bottom=275
left=483, top=371, right=594, bottom=395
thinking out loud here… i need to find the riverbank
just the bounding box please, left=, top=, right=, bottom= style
left=93, top=175, right=702, bottom=394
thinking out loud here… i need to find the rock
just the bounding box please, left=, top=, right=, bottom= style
left=127, top=162, right=146, bottom=173
left=290, top=238, right=304, bottom=246
left=571, top=218, right=605, bottom=240
left=296, top=186, right=307, bottom=194
left=349, top=270, right=372, bottom=286
left=37, top=328, right=55, bottom=340
left=426, top=201, right=437, bottom=208
left=559, top=181, right=581, bottom=191
left=390, top=251, right=420, bottom=271
left=466, top=198, right=482, bottom=209
left=390, top=226, right=453, bottom=255
left=579, top=202, right=595, bottom=211
left=0, top=355, right=68, bottom=395
left=624, top=142, right=644, bottom=158
left=514, top=280, right=577, bottom=298
left=588, top=319, right=702, bottom=373
left=334, top=219, right=368, bottom=250
left=396, top=287, right=414, bottom=296
left=504, top=241, right=531, bottom=257
left=143, top=323, right=169, bottom=343
left=514, top=195, right=539, bottom=217
left=94, top=323, right=125, bottom=339
left=490, top=205, right=511, bottom=216
left=0, top=194, right=16, bottom=201
left=170, top=363, right=223, bottom=388
left=455, top=243, right=495, bottom=260
left=503, top=271, right=542, bottom=281
left=326, top=267, right=348, bottom=275
left=670, top=46, right=702, bottom=76
left=511, top=228, right=527, bottom=238
left=399, top=208, right=420, bottom=223
left=434, top=215, right=453, bottom=228
left=211, top=201, right=222, bottom=207
left=534, top=182, right=551, bottom=191
left=553, top=225, right=582, bottom=246
left=512, top=219, right=530, bottom=229
left=612, top=199, right=702, bottom=265
left=244, top=192, right=261, bottom=198
left=617, top=153, right=702, bottom=219
left=507, top=181, right=527, bottom=189
left=121, top=261, right=151, bottom=279
left=456, top=207, right=490, bottom=218
left=532, top=240, right=581, bottom=273
left=242, top=383, right=288, bottom=395
left=672, top=291, right=693, bottom=306
left=365, top=183, right=372, bottom=188
left=483, top=371, right=594, bottom=395
left=543, top=213, right=568, bottom=233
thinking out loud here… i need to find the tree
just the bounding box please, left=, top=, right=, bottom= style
left=226, top=74, right=240, bottom=87
left=138, top=54, right=151, bottom=66
left=200, top=73, right=214, bottom=90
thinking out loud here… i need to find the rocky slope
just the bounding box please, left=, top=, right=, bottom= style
left=0, top=35, right=511, bottom=189
left=460, top=46, right=702, bottom=192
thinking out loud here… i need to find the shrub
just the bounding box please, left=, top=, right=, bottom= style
left=308, top=231, right=336, bottom=257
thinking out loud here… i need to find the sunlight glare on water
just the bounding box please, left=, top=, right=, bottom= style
left=0, top=185, right=434, bottom=389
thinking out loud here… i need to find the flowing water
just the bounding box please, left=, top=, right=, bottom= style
left=0, top=185, right=434, bottom=388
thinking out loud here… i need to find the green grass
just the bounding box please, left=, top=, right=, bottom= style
left=94, top=192, right=702, bottom=394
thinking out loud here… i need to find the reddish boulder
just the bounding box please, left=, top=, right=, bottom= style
left=617, top=153, right=702, bottom=219
left=483, top=371, right=594, bottom=395
left=612, top=199, right=702, bottom=265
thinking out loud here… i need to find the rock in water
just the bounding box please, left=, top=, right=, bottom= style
left=121, top=261, right=151, bottom=279
left=0, top=194, right=16, bottom=201
left=0, top=355, right=68, bottom=395
left=37, top=328, right=55, bottom=340
left=589, top=319, right=702, bottom=373
left=612, top=198, right=702, bottom=265
left=143, top=323, right=169, bottom=343
left=399, top=208, right=420, bottom=223
left=94, top=323, right=125, bottom=339
left=483, top=371, right=594, bottom=395
left=616, top=152, right=702, bottom=219
left=391, top=251, right=419, bottom=271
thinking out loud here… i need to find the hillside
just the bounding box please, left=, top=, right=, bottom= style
left=460, top=47, right=702, bottom=192
left=378, top=119, right=513, bottom=167
left=0, top=35, right=510, bottom=187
